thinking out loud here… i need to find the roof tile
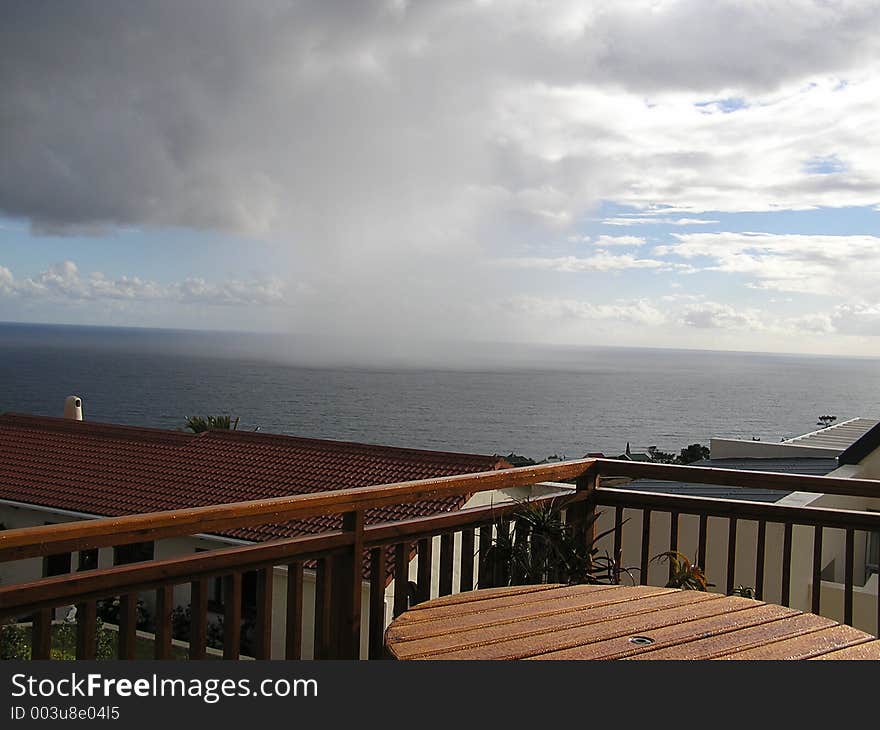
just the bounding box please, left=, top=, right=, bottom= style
left=0, top=413, right=509, bottom=546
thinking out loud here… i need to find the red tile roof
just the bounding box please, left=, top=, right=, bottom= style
left=0, top=414, right=510, bottom=544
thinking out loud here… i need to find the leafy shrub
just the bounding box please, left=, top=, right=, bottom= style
left=731, top=585, right=756, bottom=599
left=480, top=501, right=715, bottom=592
left=480, top=499, right=623, bottom=587
left=184, top=415, right=239, bottom=433
left=171, top=605, right=192, bottom=642
left=96, top=597, right=153, bottom=631
left=53, top=617, right=115, bottom=660
left=652, top=551, right=713, bottom=591
left=206, top=618, right=224, bottom=650
left=0, top=623, right=30, bottom=660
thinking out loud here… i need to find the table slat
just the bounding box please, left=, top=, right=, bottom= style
left=536, top=603, right=803, bottom=660
left=808, top=640, right=880, bottom=660
left=394, top=583, right=601, bottom=625
left=623, top=611, right=833, bottom=660
left=385, top=584, right=879, bottom=661
left=715, top=624, right=872, bottom=659
left=390, top=591, right=730, bottom=660
left=389, top=585, right=674, bottom=642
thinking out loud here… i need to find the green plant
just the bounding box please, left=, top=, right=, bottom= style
left=96, top=597, right=152, bottom=631
left=184, top=415, right=240, bottom=433
left=206, top=618, right=224, bottom=650
left=171, top=605, right=192, bottom=642
left=480, top=499, right=625, bottom=588
left=731, top=585, right=756, bottom=599
left=0, top=623, right=31, bottom=660
left=652, top=551, right=713, bottom=591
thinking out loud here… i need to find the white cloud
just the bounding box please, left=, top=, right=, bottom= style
left=593, top=235, right=646, bottom=247
left=602, top=217, right=720, bottom=226
left=506, top=296, right=668, bottom=327
left=504, top=252, right=664, bottom=272
left=655, top=232, right=880, bottom=297
left=679, top=301, right=767, bottom=331
left=0, top=261, right=286, bottom=307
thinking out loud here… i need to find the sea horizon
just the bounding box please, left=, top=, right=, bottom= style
left=2, top=320, right=878, bottom=462
left=3, top=319, right=878, bottom=371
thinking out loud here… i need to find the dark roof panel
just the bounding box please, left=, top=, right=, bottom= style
left=618, top=457, right=840, bottom=503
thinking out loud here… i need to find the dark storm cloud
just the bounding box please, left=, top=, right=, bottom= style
left=2, top=1, right=878, bottom=236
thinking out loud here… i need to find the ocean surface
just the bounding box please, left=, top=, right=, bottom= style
left=1, top=322, right=879, bottom=460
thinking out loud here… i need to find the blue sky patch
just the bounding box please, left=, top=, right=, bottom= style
left=803, top=155, right=847, bottom=175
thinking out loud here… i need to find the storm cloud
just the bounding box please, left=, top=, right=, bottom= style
left=3, top=1, right=880, bottom=356
left=3, top=0, right=879, bottom=237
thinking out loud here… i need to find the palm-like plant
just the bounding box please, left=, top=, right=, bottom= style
left=184, top=415, right=240, bottom=433
left=651, top=551, right=713, bottom=591
left=480, top=499, right=624, bottom=587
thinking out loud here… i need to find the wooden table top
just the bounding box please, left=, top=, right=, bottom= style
left=384, top=584, right=880, bottom=660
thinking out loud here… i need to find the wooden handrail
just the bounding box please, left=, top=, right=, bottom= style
left=0, top=531, right=350, bottom=619
left=4, top=456, right=880, bottom=654
left=5, top=457, right=880, bottom=562
left=0, top=459, right=596, bottom=561
left=363, top=490, right=588, bottom=547
left=4, top=482, right=880, bottom=621
left=594, top=458, right=880, bottom=498
left=593, top=487, right=880, bottom=531
left=0, top=492, right=586, bottom=620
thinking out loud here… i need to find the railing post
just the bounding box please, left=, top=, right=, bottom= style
left=254, top=568, right=273, bottom=659
left=330, top=510, right=364, bottom=659
left=75, top=601, right=97, bottom=660
left=154, top=586, right=173, bottom=659
left=222, top=574, right=241, bottom=660
left=368, top=547, right=387, bottom=660
left=570, top=468, right=599, bottom=563
left=285, top=562, right=304, bottom=660
left=189, top=579, right=208, bottom=660
left=31, top=609, right=52, bottom=660
left=118, top=594, right=138, bottom=659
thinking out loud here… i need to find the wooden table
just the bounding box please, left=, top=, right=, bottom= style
left=385, top=584, right=880, bottom=660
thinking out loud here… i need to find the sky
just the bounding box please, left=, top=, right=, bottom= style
left=2, top=0, right=880, bottom=361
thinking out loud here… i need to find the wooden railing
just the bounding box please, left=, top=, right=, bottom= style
left=1, top=458, right=879, bottom=659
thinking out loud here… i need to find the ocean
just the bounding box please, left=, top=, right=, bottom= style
left=1, top=321, right=878, bottom=460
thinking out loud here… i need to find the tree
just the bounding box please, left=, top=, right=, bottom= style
left=816, top=415, right=837, bottom=429
left=677, top=443, right=710, bottom=464
left=184, top=415, right=240, bottom=433
left=647, top=446, right=676, bottom=463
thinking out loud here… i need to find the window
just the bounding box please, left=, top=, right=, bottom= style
left=44, top=551, right=71, bottom=577
left=242, top=570, right=257, bottom=614
left=113, top=541, right=154, bottom=565
left=78, top=549, right=99, bottom=571
left=196, top=549, right=224, bottom=609
left=867, top=531, right=879, bottom=577
left=42, top=522, right=71, bottom=577
left=867, top=509, right=880, bottom=578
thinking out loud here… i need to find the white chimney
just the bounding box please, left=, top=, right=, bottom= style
left=63, top=395, right=83, bottom=421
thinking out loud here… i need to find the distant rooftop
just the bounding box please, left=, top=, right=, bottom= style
left=710, top=417, right=880, bottom=460
left=618, top=457, right=840, bottom=503
left=783, top=417, right=879, bottom=451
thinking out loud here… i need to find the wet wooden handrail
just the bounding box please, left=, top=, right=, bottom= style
left=0, top=459, right=596, bottom=561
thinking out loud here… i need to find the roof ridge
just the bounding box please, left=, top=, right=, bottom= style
left=0, top=413, right=194, bottom=444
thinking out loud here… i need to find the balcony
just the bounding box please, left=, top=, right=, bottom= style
left=1, top=459, right=879, bottom=659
